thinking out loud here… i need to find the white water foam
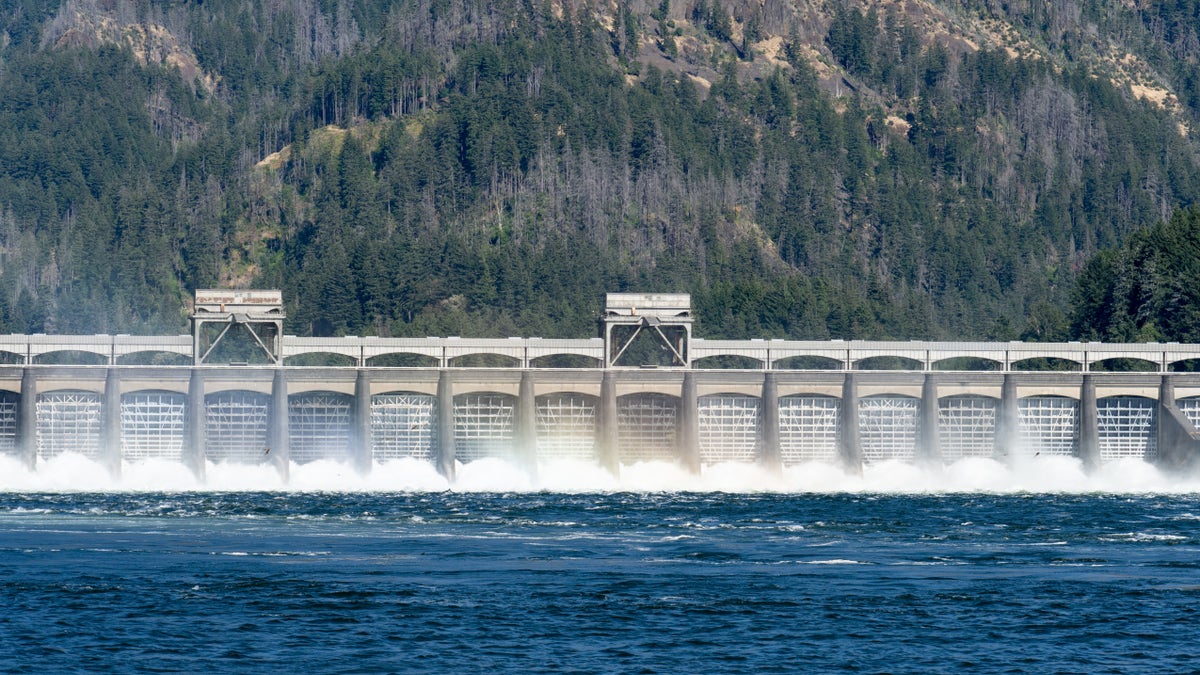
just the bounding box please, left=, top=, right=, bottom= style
left=3, top=452, right=1200, bottom=493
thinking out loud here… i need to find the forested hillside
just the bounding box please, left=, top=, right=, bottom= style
left=1072, top=206, right=1200, bottom=344
left=0, top=0, right=1198, bottom=341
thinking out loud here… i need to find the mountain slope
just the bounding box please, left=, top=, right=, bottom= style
left=0, top=0, right=1197, bottom=340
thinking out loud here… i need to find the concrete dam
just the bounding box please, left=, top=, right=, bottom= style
left=4, top=291, right=1200, bottom=481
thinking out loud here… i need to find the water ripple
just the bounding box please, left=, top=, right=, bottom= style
left=2, top=492, right=1200, bottom=673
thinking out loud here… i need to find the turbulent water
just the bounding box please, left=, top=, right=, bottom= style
left=3, top=456, right=1200, bottom=673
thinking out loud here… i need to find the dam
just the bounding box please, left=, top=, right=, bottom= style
left=3, top=290, right=1200, bottom=481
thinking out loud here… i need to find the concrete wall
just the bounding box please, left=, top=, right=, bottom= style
left=3, top=365, right=1199, bottom=478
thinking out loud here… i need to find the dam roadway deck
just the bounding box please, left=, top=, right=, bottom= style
left=6, top=333, right=1200, bottom=370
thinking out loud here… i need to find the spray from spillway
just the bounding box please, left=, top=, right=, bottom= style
left=2, top=453, right=1199, bottom=493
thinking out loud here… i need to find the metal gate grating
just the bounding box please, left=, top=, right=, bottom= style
left=698, top=394, right=759, bottom=463
left=859, top=395, right=919, bottom=463
left=454, top=393, right=515, bottom=462
left=36, top=391, right=102, bottom=460
left=938, top=395, right=997, bottom=461
left=205, top=391, right=270, bottom=464
left=289, top=392, right=352, bottom=463
left=617, top=393, right=678, bottom=463
left=1097, top=396, right=1157, bottom=462
left=371, top=393, right=437, bottom=461
left=779, top=395, right=840, bottom=464
left=1017, top=396, right=1078, bottom=457
left=121, top=391, right=186, bottom=461
left=536, top=393, right=597, bottom=461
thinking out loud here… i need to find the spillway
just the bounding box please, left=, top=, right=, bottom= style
left=2, top=363, right=1199, bottom=484
left=2, top=288, right=1200, bottom=482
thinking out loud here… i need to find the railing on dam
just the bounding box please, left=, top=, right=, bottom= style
left=4, top=334, right=1200, bottom=371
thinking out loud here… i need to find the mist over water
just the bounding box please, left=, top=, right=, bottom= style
left=2, top=452, right=1197, bottom=493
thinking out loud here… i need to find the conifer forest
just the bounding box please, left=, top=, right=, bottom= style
left=2, top=0, right=1200, bottom=342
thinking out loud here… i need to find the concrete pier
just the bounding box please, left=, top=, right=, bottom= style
left=436, top=369, right=455, bottom=479
left=19, top=368, right=35, bottom=470
left=185, top=368, right=206, bottom=479
left=839, top=373, right=862, bottom=474
left=996, top=374, right=1020, bottom=458
left=917, top=374, right=940, bottom=466
left=516, top=370, right=538, bottom=474
left=1157, top=374, right=1200, bottom=471
left=1078, top=374, right=1099, bottom=469
left=597, top=371, right=619, bottom=475
left=760, top=372, right=781, bottom=471
left=270, top=368, right=290, bottom=482
left=680, top=372, right=700, bottom=474
left=102, top=368, right=121, bottom=476
left=351, top=369, right=372, bottom=473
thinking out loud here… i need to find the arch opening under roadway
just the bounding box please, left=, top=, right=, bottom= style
left=1011, top=357, right=1081, bottom=372
left=0, top=350, right=23, bottom=364
left=855, top=356, right=924, bottom=372
left=1090, top=357, right=1159, bottom=372
left=116, top=351, right=192, bottom=366
left=368, top=353, right=439, bottom=368
left=34, top=350, right=107, bottom=366
left=1169, top=358, right=1200, bottom=373
left=933, top=357, right=1002, bottom=372
left=529, top=354, right=602, bottom=369
left=284, top=352, right=357, bottom=367
left=692, top=355, right=764, bottom=370
left=449, top=353, right=521, bottom=368
left=773, top=355, right=844, bottom=371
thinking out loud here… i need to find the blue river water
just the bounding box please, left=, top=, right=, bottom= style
left=3, top=481, right=1199, bottom=673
